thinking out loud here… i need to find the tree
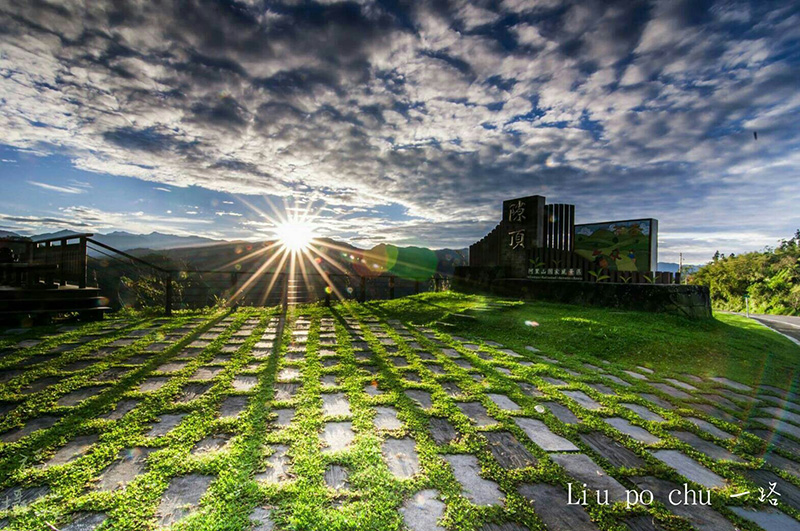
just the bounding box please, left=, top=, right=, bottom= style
left=689, top=230, right=800, bottom=315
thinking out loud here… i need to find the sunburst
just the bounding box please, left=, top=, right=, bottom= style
left=217, top=196, right=438, bottom=306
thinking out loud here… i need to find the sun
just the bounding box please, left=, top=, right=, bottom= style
left=274, top=221, right=316, bottom=252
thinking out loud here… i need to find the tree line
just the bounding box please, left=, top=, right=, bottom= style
left=688, top=230, right=800, bottom=315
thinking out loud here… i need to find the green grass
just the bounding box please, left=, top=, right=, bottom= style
left=0, top=294, right=798, bottom=530
left=371, top=292, right=800, bottom=390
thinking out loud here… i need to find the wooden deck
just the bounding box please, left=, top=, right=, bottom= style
left=0, top=284, right=110, bottom=322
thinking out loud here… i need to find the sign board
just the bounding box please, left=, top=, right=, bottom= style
left=527, top=266, right=583, bottom=281
left=574, top=218, right=658, bottom=273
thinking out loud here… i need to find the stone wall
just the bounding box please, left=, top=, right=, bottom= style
left=453, top=266, right=712, bottom=319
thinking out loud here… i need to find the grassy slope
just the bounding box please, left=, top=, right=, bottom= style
left=371, top=292, right=800, bottom=390
left=1, top=295, right=799, bottom=530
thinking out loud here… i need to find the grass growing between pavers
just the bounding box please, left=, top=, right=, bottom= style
left=1, top=293, right=799, bottom=530
left=371, top=292, right=800, bottom=390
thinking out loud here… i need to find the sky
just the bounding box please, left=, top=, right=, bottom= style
left=1, top=0, right=799, bottom=264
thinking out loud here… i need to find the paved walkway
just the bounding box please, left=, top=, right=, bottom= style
left=750, top=313, right=800, bottom=346
left=0, top=310, right=799, bottom=530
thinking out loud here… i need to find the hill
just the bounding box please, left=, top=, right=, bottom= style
left=31, top=229, right=220, bottom=253
left=689, top=230, right=800, bottom=315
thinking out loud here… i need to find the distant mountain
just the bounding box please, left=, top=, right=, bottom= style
left=141, top=237, right=469, bottom=277
left=0, top=230, right=23, bottom=239
left=32, top=230, right=220, bottom=253
left=658, top=262, right=700, bottom=274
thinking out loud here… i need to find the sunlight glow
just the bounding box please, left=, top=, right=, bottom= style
left=217, top=195, right=439, bottom=307
left=274, top=221, right=316, bottom=252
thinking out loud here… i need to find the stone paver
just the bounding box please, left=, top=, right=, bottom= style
left=429, top=417, right=458, bottom=445
left=744, top=469, right=800, bottom=511
left=728, top=506, right=800, bottom=531
left=515, top=417, right=578, bottom=451
left=640, top=393, right=674, bottom=409
left=622, top=403, right=665, bottom=423
left=100, top=399, right=139, bottom=420
left=401, top=489, right=446, bottom=531
left=457, top=402, right=496, bottom=426
left=518, top=382, right=543, bottom=397
left=631, top=476, right=735, bottom=531
left=322, top=393, right=351, bottom=417
left=604, top=417, right=661, bottom=444
left=192, top=434, right=230, bottom=455
left=623, top=515, right=666, bottom=531
left=249, top=507, right=275, bottom=531
left=487, top=393, right=521, bottom=411
left=96, top=448, right=155, bottom=491
left=664, top=378, right=697, bottom=391
left=147, top=413, right=186, bottom=437
left=0, top=485, right=50, bottom=511
left=753, top=417, right=800, bottom=438
left=764, top=452, right=800, bottom=478
left=192, top=367, right=223, bottom=380
left=272, top=408, right=294, bottom=427
left=43, top=434, right=98, bottom=467
left=278, top=367, right=301, bottom=381
left=256, top=445, right=290, bottom=483
left=650, top=383, right=691, bottom=399
left=232, top=375, right=258, bottom=392
left=178, top=382, right=212, bottom=402
left=60, top=512, right=107, bottom=531
left=274, top=383, right=299, bottom=401
left=670, top=431, right=743, bottom=462
left=325, top=464, right=349, bottom=490
left=578, top=432, right=645, bottom=468
left=710, top=377, right=752, bottom=392
left=321, top=422, right=354, bottom=453
left=686, top=417, right=734, bottom=440
left=540, top=401, right=580, bottom=424
left=561, top=390, right=602, bottom=410
left=139, top=376, right=170, bottom=392
left=1, top=415, right=59, bottom=443
left=405, top=389, right=433, bottom=409
left=57, top=385, right=108, bottom=407
left=550, top=453, right=628, bottom=502
left=649, top=450, right=725, bottom=488
left=484, top=431, right=537, bottom=469
left=383, top=437, right=420, bottom=479
left=219, top=396, right=249, bottom=418
left=374, top=406, right=403, bottom=430
left=445, top=454, right=503, bottom=506
left=156, top=474, right=214, bottom=527
left=479, top=524, right=527, bottom=531
left=518, top=483, right=599, bottom=530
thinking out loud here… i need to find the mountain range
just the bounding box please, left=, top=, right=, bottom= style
left=1, top=229, right=696, bottom=272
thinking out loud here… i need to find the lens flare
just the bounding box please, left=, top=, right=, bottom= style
left=274, top=221, right=316, bottom=252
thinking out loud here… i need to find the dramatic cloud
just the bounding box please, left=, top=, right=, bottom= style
left=1, top=0, right=799, bottom=261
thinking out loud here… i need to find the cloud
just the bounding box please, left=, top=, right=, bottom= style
left=28, top=181, right=85, bottom=194
left=0, top=0, right=798, bottom=262
left=1, top=206, right=217, bottom=237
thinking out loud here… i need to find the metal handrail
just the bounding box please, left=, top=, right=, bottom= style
left=32, top=232, right=94, bottom=245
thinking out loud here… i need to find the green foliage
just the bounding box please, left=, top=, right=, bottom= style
left=689, top=230, right=800, bottom=315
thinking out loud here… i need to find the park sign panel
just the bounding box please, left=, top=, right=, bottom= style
left=499, top=196, right=545, bottom=278
left=574, top=219, right=658, bottom=273
left=469, top=195, right=659, bottom=281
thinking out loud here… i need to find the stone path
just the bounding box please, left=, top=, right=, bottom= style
left=1, top=309, right=800, bottom=530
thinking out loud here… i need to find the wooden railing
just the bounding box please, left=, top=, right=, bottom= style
left=0, top=233, right=92, bottom=288
left=31, top=233, right=92, bottom=288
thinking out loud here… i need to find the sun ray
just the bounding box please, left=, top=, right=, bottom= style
left=229, top=248, right=286, bottom=304
left=301, top=246, right=349, bottom=301
left=257, top=251, right=291, bottom=307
